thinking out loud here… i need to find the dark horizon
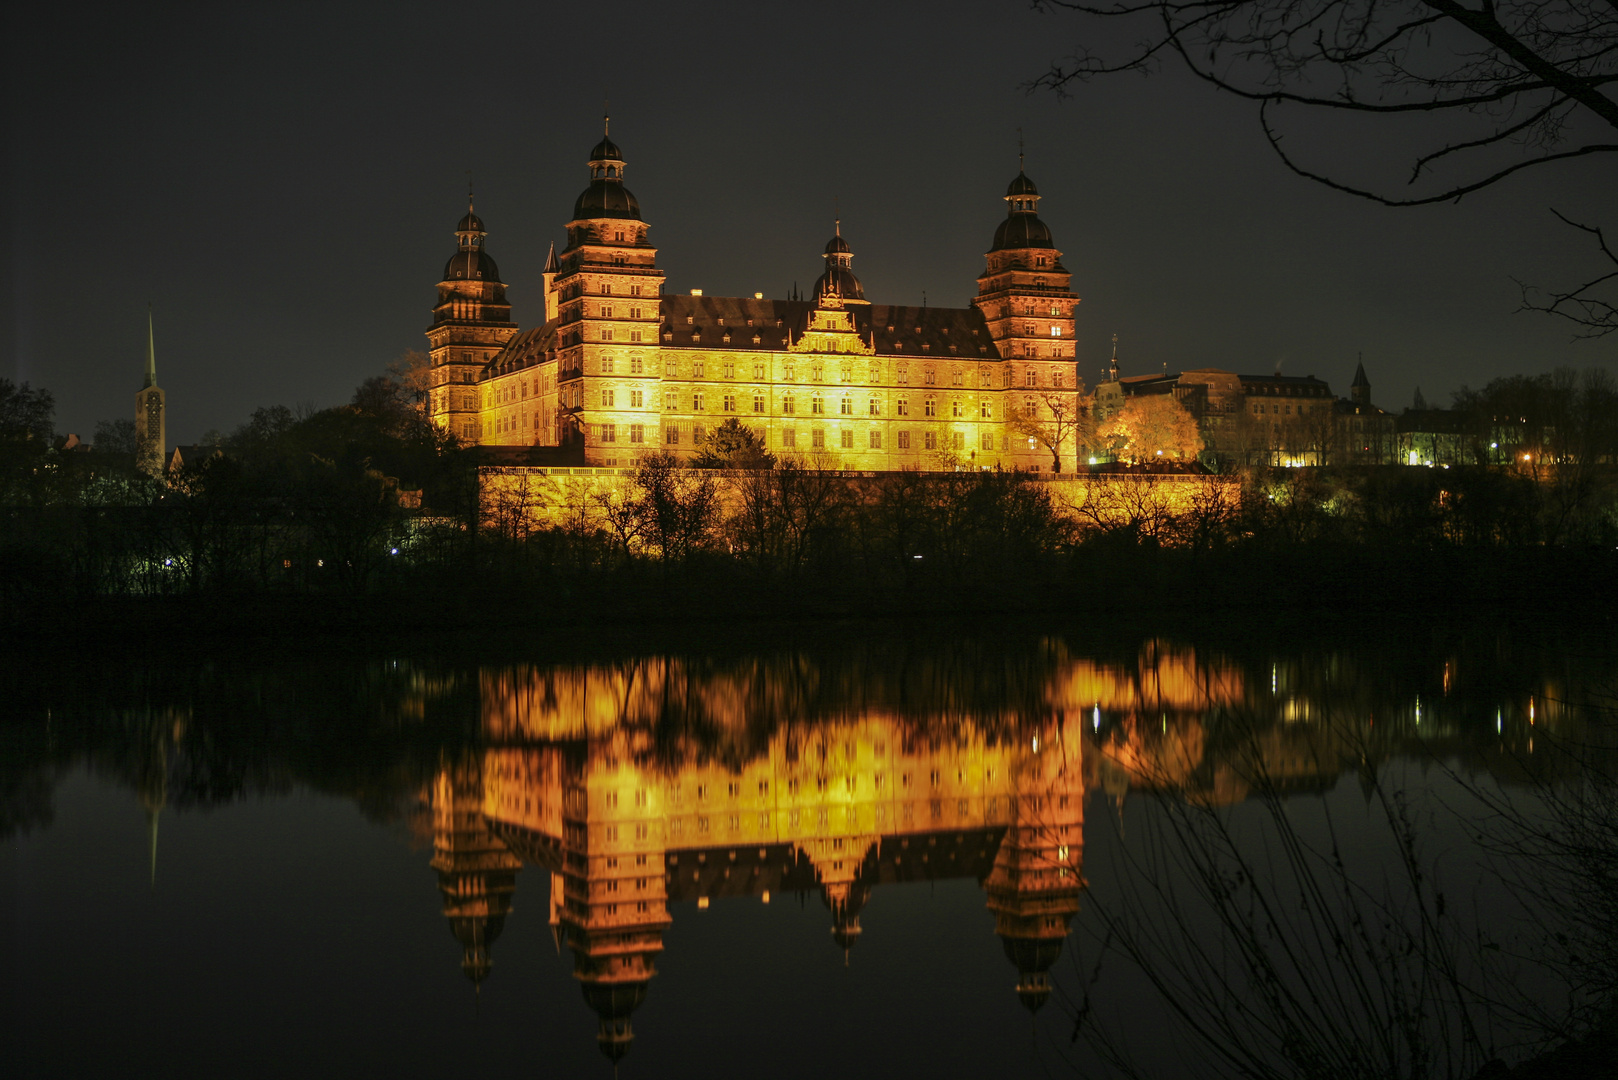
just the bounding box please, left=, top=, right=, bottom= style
left=7, top=0, right=1613, bottom=445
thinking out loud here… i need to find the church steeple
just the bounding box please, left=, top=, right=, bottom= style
left=134, top=306, right=166, bottom=476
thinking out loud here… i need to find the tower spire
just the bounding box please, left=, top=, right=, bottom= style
left=144, top=304, right=157, bottom=389
left=1017, top=127, right=1025, bottom=172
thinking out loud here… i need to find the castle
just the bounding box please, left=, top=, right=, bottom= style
left=427, top=123, right=1083, bottom=470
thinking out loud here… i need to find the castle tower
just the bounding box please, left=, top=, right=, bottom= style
left=974, top=166, right=1080, bottom=366
left=426, top=197, right=517, bottom=443
left=812, top=221, right=868, bottom=306
left=553, top=119, right=666, bottom=464
left=984, top=716, right=1085, bottom=1013
left=134, top=307, right=166, bottom=476
left=429, top=762, right=523, bottom=988
left=1351, top=361, right=1371, bottom=407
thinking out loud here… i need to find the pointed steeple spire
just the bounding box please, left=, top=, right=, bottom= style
left=143, top=305, right=158, bottom=390
left=544, top=241, right=559, bottom=274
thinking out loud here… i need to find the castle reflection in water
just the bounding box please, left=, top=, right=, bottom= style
left=426, top=642, right=1253, bottom=1063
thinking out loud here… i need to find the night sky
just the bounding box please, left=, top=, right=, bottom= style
left=7, top=0, right=1613, bottom=444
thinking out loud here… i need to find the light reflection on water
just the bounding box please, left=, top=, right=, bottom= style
left=2, top=628, right=1612, bottom=1078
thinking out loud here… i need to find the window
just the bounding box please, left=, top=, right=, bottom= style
left=952, top=400, right=963, bottom=418
left=630, top=306, right=642, bottom=320
left=1003, top=369, right=1014, bottom=388
left=952, top=369, right=963, bottom=386
left=602, top=305, right=615, bottom=318
left=664, top=359, right=677, bottom=377
left=631, top=285, right=642, bottom=296
left=897, top=398, right=909, bottom=416
left=630, top=389, right=644, bottom=408
left=1023, top=396, right=1036, bottom=417
left=1024, top=369, right=1037, bottom=387
left=693, top=360, right=705, bottom=378
left=868, top=397, right=880, bottom=416
left=664, top=391, right=677, bottom=411
left=980, top=400, right=992, bottom=419
left=723, top=362, right=735, bottom=379
left=601, top=423, right=617, bottom=443
left=602, top=388, right=616, bottom=407
left=603, top=357, right=615, bottom=374
left=1050, top=326, right=1061, bottom=337
left=693, top=424, right=706, bottom=443
left=980, top=432, right=993, bottom=450
left=924, top=368, right=936, bottom=385
left=812, top=395, right=825, bottom=415
left=924, top=398, right=936, bottom=417
left=723, top=394, right=736, bottom=412
left=840, top=429, right=854, bottom=448
left=692, top=392, right=705, bottom=411
left=782, top=429, right=796, bottom=447
left=869, top=431, right=883, bottom=449
left=897, top=430, right=911, bottom=449
left=782, top=394, right=795, bottom=414
left=811, top=364, right=823, bottom=381
left=601, top=328, right=614, bottom=341
left=840, top=396, right=852, bottom=415
left=1052, top=371, right=1064, bottom=387
left=665, top=426, right=680, bottom=445
left=897, top=365, right=909, bottom=385
left=924, top=431, right=937, bottom=450
left=953, top=432, right=965, bottom=450
left=754, top=362, right=765, bottom=378
left=630, top=424, right=644, bottom=444
left=812, top=430, right=825, bottom=448
left=752, top=394, right=764, bottom=413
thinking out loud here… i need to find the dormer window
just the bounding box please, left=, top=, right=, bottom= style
left=686, top=315, right=693, bottom=324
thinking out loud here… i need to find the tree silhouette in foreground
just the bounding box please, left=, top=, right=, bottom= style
left=1034, top=0, right=1618, bottom=335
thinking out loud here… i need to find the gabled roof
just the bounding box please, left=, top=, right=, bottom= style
left=656, top=295, right=1001, bottom=359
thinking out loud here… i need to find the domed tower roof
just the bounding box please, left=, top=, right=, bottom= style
left=582, top=980, right=649, bottom=1062
left=573, top=115, right=642, bottom=221
left=990, top=169, right=1056, bottom=253
left=443, top=197, right=504, bottom=282
left=813, top=219, right=865, bottom=303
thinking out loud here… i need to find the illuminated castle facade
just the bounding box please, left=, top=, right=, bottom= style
left=426, top=126, right=1083, bottom=470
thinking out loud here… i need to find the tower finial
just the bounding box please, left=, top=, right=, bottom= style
left=1017, top=127, right=1025, bottom=172
left=1111, top=333, right=1118, bottom=360
left=603, top=102, right=610, bottom=137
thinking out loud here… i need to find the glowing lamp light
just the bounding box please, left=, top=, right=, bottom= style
left=1087, top=456, right=1097, bottom=465
left=761, top=890, right=771, bottom=904
left=1031, top=735, right=1039, bottom=752
left=754, top=292, right=764, bottom=299
left=1093, top=705, right=1101, bottom=730
left=698, top=896, right=710, bottom=910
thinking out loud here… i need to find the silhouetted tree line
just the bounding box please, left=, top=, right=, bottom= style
left=3, top=376, right=1616, bottom=627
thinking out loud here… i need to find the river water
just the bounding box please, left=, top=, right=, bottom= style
left=4, top=619, right=1614, bottom=1078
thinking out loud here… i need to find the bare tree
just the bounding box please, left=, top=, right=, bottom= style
left=1010, top=389, right=1094, bottom=471
left=1035, top=0, right=1618, bottom=334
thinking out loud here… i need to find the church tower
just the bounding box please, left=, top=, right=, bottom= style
left=426, top=197, right=517, bottom=443
left=973, top=165, right=1080, bottom=367
left=552, top=120, right=666, bottom=463
left=429, top=761, right=523, bottom=988
left=1351, top=361, right=1371, bottom=407
left=134, top=307, right=166, bottom=476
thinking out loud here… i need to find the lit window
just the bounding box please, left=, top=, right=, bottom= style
left=980, top=400, right=992, bottom=419
left=868, top=397, right=880, bottom=416
left=812, top=395, right=825, bottom=415
left=840, top=396, right=852, bottom=415
left=952, top=400, right=963, bottom=417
